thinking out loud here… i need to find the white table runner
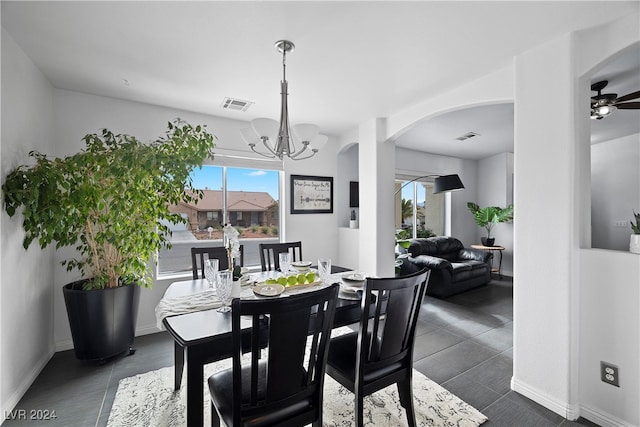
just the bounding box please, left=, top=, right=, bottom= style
left=155, top=270, right=364, bottom=330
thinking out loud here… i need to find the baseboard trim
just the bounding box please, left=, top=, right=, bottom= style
left=55, top=338, right=74, bottom=352
left=511, top=378, right=577, bottom=420
left=134, top=324, right=162, bottom=337
left=3, top=344, right=55, bottom=418
left=580, top=403, right=637, bottom=427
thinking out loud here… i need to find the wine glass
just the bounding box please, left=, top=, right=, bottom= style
left=279, top=252, right=291, bottom=274
left=216, top=271, right=233, bottom=313
left=204, top=259, right=219, bottom=289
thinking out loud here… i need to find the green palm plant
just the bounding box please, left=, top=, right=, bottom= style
left=400, top=198, right=413, bottom=223
left=467, top=202, right=514, bottom=240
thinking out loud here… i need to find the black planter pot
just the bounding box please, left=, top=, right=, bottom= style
left=481, top=237, right=495, bottom=247
left=63, top=280, right=140, bottom=361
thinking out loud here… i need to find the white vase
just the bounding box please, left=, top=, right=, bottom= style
left=349, top=220, right=358, bottom=229
left=630, top=234, right=640, bottom=254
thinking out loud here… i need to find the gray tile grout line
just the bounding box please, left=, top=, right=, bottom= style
left=95, top=362, right=116, bottom=427
left=479, top=389, right=567, bottom=426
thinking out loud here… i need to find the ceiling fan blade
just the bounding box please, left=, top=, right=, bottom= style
left=615, top=91, right=640, bottom=103
left=615, top=102, right=640, bottom=110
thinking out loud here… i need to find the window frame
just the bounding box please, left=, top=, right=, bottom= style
left=156, top=159, right=283, bottom=280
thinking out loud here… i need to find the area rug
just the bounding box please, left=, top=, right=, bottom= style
left=108, top=331, right=487, bottom=426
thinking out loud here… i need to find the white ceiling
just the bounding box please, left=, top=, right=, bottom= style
left=3, top=1, right=638, bottom=159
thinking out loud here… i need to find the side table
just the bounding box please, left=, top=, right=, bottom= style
left=471, top=244, right=505, bottom=279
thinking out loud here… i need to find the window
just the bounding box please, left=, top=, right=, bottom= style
left=395, top=178, right=444, bottom=238
left=158, top=165, right=281, bottom=276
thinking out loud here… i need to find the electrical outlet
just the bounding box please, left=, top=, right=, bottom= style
left=601, top=361, right=620, bottom=387
left=614, top=220, right=627, bottom=228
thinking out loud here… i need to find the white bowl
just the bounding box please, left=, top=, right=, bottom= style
left=291, top=261, right=312, bottom=272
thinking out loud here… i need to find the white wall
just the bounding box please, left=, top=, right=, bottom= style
left=1, top=30, right=55, bottom=419
left=513, top=11, right=640, bottom=426
left=579, top=250, right=640, bottom=426
left=513, top=31, right=578, bottom=418
left=336, top=144, right=359, bottom=269
left=591, top=134, right=640, bottom=251
left=337, top=143, right=358, bottom=228
left=574, top=13, right=640, bottom=426
left=477, top=152, right=514, bottom=276
left=395, top=147, right=479, bottom=247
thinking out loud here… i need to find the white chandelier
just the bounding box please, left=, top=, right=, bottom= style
left=241, top=40, right=327, bottom=160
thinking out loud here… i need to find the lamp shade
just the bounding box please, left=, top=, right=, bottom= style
left=433, top=174, right=464, bottom=194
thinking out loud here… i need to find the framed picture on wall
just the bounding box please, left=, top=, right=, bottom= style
left=290, top=175, right=333, bottom=214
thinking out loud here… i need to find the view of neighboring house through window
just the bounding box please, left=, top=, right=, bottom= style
left=158, top=165, right=280, bottom=276
left=395, top=178, right=444, bottom=239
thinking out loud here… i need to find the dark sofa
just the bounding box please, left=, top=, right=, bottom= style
left=397, top=236, right=493, bottom=298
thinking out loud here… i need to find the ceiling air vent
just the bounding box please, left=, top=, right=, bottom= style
left=221, top=97, right=254, bottom=112
left=455, top=132, right=480, bottom=141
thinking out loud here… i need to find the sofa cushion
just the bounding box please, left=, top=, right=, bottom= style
left=432, top=236, right=464, bottom=254
left=450, top=262, right=472, bottom=281
left=407, top=238, right=437, bottom=257
left=465, top=260, right=490, bottom=270
left=458, top=248, right=493, bottom=263
left=410, top=254, right=452, bottom=271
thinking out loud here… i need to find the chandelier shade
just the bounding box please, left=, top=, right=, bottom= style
left=242, top=40, right=325, bottom=160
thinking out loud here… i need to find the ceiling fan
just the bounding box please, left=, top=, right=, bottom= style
left=591, top=80, right=640, bottom=120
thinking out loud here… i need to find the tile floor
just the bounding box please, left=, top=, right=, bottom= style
left=3, top=276, right=599, bottom=427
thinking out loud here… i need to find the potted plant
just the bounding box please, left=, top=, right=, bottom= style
left=630, top=210, right=640, bottom=254
left=2, top=119, right=215, bottom=361
left=467, top=202, right=514, bottom=246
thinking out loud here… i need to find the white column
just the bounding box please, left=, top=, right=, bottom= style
left=513, top=34, right=576, bottom=415
left=357, top=118, right=396, bottom=277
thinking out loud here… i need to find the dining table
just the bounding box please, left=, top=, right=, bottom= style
left=159, top=265, right=370, bottom=427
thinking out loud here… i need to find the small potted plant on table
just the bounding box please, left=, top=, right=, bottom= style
left=631, top=211, right=640, bottom=254
left=2, top=120, right=215, bottom=361
left=467, top=202, right=514, bottom=246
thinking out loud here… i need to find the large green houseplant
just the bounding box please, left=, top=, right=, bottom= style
left=467, top=202, right=514, bottom=246
left=2, top=119, right=215, bottom=360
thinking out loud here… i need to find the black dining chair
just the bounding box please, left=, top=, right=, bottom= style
left=190, top=245, right=244, bottom=279
left=207, top=283, right=340, bottom=427
left=325, top=268, right=430, bottom=427
left=259, top=241, right=302, bottom=271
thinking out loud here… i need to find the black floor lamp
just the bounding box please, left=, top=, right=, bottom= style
left=394, top=174, right=465, bottom=195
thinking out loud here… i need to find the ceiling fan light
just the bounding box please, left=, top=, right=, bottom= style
left=597, top=105, right=614, bottom=117
left=590, top=103, right=615, bottom=119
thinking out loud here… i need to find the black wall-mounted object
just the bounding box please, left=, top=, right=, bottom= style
left=349, top=181, right=359, bottom=207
